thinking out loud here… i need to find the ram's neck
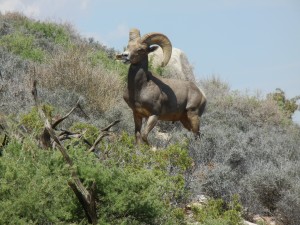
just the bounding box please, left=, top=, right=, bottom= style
left=128, top=58, right=149, bottom=93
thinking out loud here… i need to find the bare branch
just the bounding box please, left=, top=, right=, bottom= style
left=101, top=120, right=120, bottom=132
left=88, top=132, right=109, bottom=153
left=51, top=99, right=80, bottom=129
left=58, top=130, right=82, bottom=141
left=31, top=80, right=38, bottom=106
left=87, top=120, right=120, bottom=153
left=1, top=133, right=9, bottom=148
left=32, top=79, right=98, bottom=224
left=77, top=102, right=90, bottom=119
left=69, top=181, right=97, bottom=225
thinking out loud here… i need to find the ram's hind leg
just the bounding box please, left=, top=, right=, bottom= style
left=189, top=111, right=201, bottom=139
left=181, top=111, right=200, bottom=139
left=180, top=114, right=192, bottom=131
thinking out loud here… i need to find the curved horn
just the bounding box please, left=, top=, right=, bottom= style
left=141, top=32, right=172, bottom=67
left=129, top=28, right=141, bottom=42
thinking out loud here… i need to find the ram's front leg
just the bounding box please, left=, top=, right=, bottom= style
left=142, top=115, right=158, bottom=145
left=133, top=113, right=143, bottom=145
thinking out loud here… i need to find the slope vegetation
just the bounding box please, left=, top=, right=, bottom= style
left=1, top=12, right=300, bottom=225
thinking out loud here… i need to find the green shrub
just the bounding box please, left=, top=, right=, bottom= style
left=268, top=88, right=300, bottom=120
left=191, top=195, right=243, bottom=225
left=70, top=122, right=100, bottom=144
left=73, top=134, right=193, bottom=224
left=149, top=55, right=167, bottom=77
left=88, top=50, right=128, bottom=79
left=0, top=139, right=79, bottom=224
left=20, top=105, right=54, bottom=133
left=0, top=32, right=45, bottom=62
left=0, top=127, right=192, bottom=224
left=23, top=20, right=70, bottom=45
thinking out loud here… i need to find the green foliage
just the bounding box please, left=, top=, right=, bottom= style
left=70, top=122, right=100, bottom=144
left=0, top=138, right=79, bottom=224
left=73, top=133, right=193, bottom=224
left=268, top=88, right=300, bottom=119
left=79, top=161, right=174, bottom=224
left=23, top=19, right=70, bottom=45
left=191, top=195, right=243, bottom=225
left=0, top=126, right=192, bottom=224
left=97, top=134, right=194, bottom=205
left=0, top=32, right=45, bottom=62
left=88, top=50, right=128, bottom=79
left=0, top=12, right=72, bottom=62
left=149, top=55, right=167, bottom=76
left=20, top=105, right=54, bottom=133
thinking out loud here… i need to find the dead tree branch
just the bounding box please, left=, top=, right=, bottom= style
left=101, top=120, right=120, bottom=132
left=87, top=120, right=120, bottom=154
left=32, top=81, right=87, bottom=149
left=51, top=99, right=80, bottom=129
left=31, top=80, right=98, bottom=224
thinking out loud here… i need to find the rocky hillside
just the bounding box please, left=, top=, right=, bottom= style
left=1, top=12, right=300, bottom=225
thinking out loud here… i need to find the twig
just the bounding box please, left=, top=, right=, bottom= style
left=101, top=120, right=120, bottom=132
left=87, top=120, right=120, bottom=153
left=51, top=99, right=80, bottom=129
left=88, top=132, right=109, bottom=153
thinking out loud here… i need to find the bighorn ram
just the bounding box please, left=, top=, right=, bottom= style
left=116, top=28, right=206, bottom=144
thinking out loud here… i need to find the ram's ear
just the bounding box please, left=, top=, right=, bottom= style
left=148, top=45, right=159, bottom=53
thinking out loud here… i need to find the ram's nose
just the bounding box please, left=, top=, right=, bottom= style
left=116, top=54, right=123, bottom=60
left=116, top=52, right=129, bottom=60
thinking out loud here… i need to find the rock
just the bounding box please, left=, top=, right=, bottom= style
left=252, top=215, right=283, bottom=225
left=149, top=47, right=195, bottom=81
left=195, top=194, right=208, bottom=204
left=186, top=202, right=204, bottom=211
left=155, top=130, right=171, bottom=142
left=243, top=221, right=257, bottom=225
left=185, top=195, right=208, bottom=215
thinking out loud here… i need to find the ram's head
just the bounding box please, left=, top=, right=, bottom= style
left=116, top=28, right=172, bottom=67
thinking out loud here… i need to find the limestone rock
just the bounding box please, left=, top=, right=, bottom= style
left=149, top=47, right=195, bottom=81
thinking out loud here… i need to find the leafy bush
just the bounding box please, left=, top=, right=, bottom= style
left=268, top=88, right=300, bottom=119
left=88, top=50, right=128, bottom=79
left=0, top=138, right=80, bottom=224
left=74, top=135, right=193, bottom=224
left=149, top=55, right=167, bottom=77
left=70, top=122, right=100, bottom=144
left=0, top=32, right=45, bottom=62
left=191, top=195, right=243, bottom=225
left=20, top=105, right=54, bottom=133
left=0, top=123, right=192, bottom=224
left=23, top=19, right=70, bottom=45
left=1, top=11, right=73, bottom=47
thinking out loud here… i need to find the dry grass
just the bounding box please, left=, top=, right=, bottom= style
left=31, top=43, right=124, bottom=112
left=0, top=11, right=27, bottom=22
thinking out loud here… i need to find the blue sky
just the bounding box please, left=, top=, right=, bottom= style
left=1, top=0, right=299, bottom=122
